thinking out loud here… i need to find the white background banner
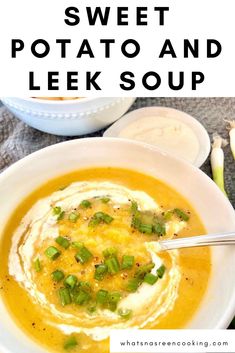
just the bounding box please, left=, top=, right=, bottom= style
left=110, top=329, right=235, bottom=352
left=1, top=0, right=235, bottom=96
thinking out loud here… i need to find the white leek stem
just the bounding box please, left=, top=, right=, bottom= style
left=225, top=119, right=235, bottom=160
left=210, top=134, right=227, bottom=196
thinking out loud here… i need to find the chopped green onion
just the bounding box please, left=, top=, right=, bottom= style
left=63, top=336, right=78, bottom=350
left=78, top=281, right=91, bottom=292
left=69, top=212, right=79, bottom=223
left=59, top=287, right=71, bottom=306
left=53, top=206, right=62, bottom=215
left=144, top=273, right=158, bottom=285
left=56, top=236, right=70, bottom=249
left=89, top=212, right=114, bottom=226
left=121, top=255, right=134, bottom=270
left=34, top=258, right=42, bottom=272
left=163, top=210, right=173, bottom=221
left=138, top=223, right=153, bottom=234
left=135, top=263, right=155, bottom=279
left=57, top=211, right=65, bottom=221
left=105, top=257, right=120, bottom=275
left=210, top=133, right=228, bottom=196
left=107, top=291, right=122, bottom=311
left=174, top=208, right=189, bottom=222
left=94, top=264, right=108, bottom=281
left=102, top=247, right=118, bottom=258
left=153, top=223, right=166, bottom=236
left=101, top=197, right=110, bottom=204
left=126, top=278, right=141, bottom=293
left=80, top=200, right=91, bottom=209
left=71, top=241, right=83, bottom=249
left=118, top=308, right=132, bottom=320
left=45, top=246, right=61, bottom=260
left=52, top=270, right=65, bottom=282
left=156, top=264, right=166, bottom=278
left=64, top=275, right=78, bottom=289
left=74, top=289, right=91, bottom=305
left=130, top=201, right=138, bottom=214
left=96, top=289, right=109, bottom=304
left=75, top=246, right=93, bottom=264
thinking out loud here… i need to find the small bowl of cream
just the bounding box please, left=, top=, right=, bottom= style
left=104, top=106, right=210, bottom=167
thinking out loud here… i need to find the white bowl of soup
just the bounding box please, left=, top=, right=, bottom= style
left=0, top=97, right=136, bottom=136
left=0, top=138, right=235, bottom=353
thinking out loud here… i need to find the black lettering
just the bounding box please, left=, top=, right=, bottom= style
left=31, top=39, right=50, bottom=58
left=137, top=7, right=148, bottom=25
left=86, top=72, right=101, bottom=90
left=184, top=39, right=199, bottom=58
left=86, top=7, right=110, bottom=25
left=120, top=72, right=135, bottom=90
left=142, top=72, right=161, bottom=90
left=192, top=72, right=205, bottom=90
left=77, top=40, right=94, bottom=58
left=29, top=72, right=40, bottom=90
left=56, top=39, right=71, bottom=58
left=117, top=7, right=128, bottom=25
left=207, top=39, right=222, bottom=58
left=48, top=72, right=59, bottom=90
left=159, top=39, right=176, bottom=58
left=67, top=72, right=78, bottom=90
left=11, top=39, right=24, bottom=58
left=154, top=7, right=169, bottom=25
left=64, top=7, right=80, bottom=26
left=100, top=39, right=115, bottom=58
left=169, top=72, right=184, bottom=90
left=121, top=39, right=140, bottom=58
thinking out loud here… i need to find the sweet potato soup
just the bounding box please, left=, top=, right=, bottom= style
left=0, top=167, right=211, bottom=353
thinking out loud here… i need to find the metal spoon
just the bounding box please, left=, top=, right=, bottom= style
left=158, top=232, right=235, bottom=251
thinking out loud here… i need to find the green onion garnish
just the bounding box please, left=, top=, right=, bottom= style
left=52, top=270, right=65, bottom=282
left=130, top=200, right=138, bottom=214
left=68, top=212, right=79, bottom=223
left=118, top=308, right=132, bottom=320
left=94, top=264, right=108, bottom=281
left=59, top=287, right=71, bottom=306
left=144, top=273, right=158, bottom=285
left=45, top=246, right=61, bottom=260
left=107, top=291, right=122, bottom=311
left=80, top=200, right=91, bottom=209
left=156, top=264, right=166, bottom=278
left=126, top=278, right=141, bottom=292
left=71, top=241, right=83, bottom=249
left=96, top=289, right=108, bottom=304
left=56, top=236, right=70, bottom=249
left=174, top=208, right=189, bottom=221
left=105, top=257, right=120, bottom=275
left=74, top=289, right=91, bottom=305
left=153, top=223, right=166, bottom=236
left=101, top=197, right=110, bottom=204
left=102, top=247, right=118, bottom=258
left=34, top=258, right=42, bottom=272
left=53, top=206, right=62, bottom=215
left=57, top=211, right=65, bottom=221
left=63, top=336, right=78, bottom=350
left=78, top=281, right=91, bottom=292
left=138, top=223, right=153, bottom=234
left=135, top=263, right=155, bottom=279
left=75, top=246, right=93, bottom=264
left=64, top=275, right=78, bottom=289
left=121, top=255, right=134, bottom=270
left=89, top=212, right=114, bottom=226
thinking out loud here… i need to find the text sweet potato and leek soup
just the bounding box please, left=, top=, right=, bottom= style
left=0, top=167, right=211, bottom=353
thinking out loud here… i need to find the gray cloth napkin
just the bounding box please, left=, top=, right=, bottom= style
left=1, top=97, right=235, bottom=206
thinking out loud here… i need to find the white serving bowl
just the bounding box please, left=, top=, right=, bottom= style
left=0, top=97, right=136, bottom=136
left=0, top=138, right=235, bottom=353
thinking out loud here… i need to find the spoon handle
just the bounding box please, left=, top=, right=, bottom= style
left=159, top=232, right=235, bottom=251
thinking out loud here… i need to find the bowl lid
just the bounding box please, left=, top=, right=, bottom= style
left=104, top=106, right=211, bottom=168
